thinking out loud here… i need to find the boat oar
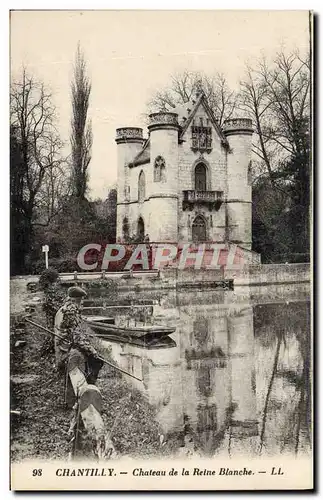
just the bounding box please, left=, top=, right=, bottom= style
left=25, top=318, right=143, bottom=382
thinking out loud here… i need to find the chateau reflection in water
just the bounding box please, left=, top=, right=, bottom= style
left=102, top=286, right=311, bottom=457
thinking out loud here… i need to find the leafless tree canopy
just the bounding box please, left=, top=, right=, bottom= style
left=10, top=68, right=69, bottom=226
left=148, top=70, right=237, bottom=126
left=36, top=160, right=71, bottom=225
left=239, top=49, right=311, bottom=260
left=239, top=50, right=310, bottom=187
left=70, top=43, right=92, bottom=199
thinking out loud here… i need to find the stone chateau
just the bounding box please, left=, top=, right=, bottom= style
left=116, top=91, right=253, bottom=249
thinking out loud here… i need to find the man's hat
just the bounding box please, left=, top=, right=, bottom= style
left=68, top=286, right=87, bottom=298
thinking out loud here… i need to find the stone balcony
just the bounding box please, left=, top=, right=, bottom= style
left=182, top=190, right=224, bottom=211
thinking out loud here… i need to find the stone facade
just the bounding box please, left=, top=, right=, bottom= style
left=116, top=92, right=253, bottom=249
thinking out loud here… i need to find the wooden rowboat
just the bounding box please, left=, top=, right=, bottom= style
left=83, top=315, right=115, bottom=324
left=95, top=332, right=176, bottom=349
left=85, top=319, right=175, bottom=339
left=84, top=316, right=176, bottom=349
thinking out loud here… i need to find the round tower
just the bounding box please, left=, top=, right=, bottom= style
left=147, top=112, right=179, bottom=242
left=223, top=118, right=253, bottom=250
left=115, top=127, right=144, bottom=241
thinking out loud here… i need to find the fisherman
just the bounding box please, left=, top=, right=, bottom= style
left=40, top=269, right=65, bottom=356
left=54, top=286, right=103, bottom=386
left=43, top=278, right=65, bottom=329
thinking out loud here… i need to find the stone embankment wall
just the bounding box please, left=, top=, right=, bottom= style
left=117, top=263, right=310, bottom=292
left=224, top=263, right=310, bottom=286
left=11, top=263, right=310, bottom=296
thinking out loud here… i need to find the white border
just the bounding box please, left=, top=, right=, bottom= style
left=3, top=3, right=319, bottom=499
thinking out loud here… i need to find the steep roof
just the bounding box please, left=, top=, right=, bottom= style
left=127, top=91, right=229, bottom=167
left=128, top=138, right=150, bottom=167
left=170, top=100, right=196, bottom=126
left=178, top=92, right=228, bottom=145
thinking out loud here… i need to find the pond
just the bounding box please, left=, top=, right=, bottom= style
left=99, top=285, right=311, bottom=458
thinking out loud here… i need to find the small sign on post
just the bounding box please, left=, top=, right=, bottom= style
left=42, top=245, right=49, bottom=269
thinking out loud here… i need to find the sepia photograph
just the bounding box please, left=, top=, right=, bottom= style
left=9, top=9, right=312, bottom=490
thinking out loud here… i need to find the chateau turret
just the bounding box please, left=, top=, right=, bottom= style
left=147, top=112, right=179, bottom=241
left=223, top=118, right=253, bottom=250
left=115, top=127, right=144, bottom=241
left=115, top=127, right=144, bottom=204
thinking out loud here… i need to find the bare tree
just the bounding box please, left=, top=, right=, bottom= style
left=10, top=69, right=68, bottom=271
left=239, top=50, right=310, bottom=187
left=260, top=51, right=310, bottom=159
left=35, top=157, right=72, bottom=226
left=148, top=70, right=237, bottom=126
left=239, top=49, right=310, bottom=260
left=70, top=43, right=92, bottom=199
left=239, top=65, right=278, bottom=187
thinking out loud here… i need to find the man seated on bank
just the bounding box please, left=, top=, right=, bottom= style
left=54, top=286, right=104, bottom=389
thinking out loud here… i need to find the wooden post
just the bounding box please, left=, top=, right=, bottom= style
left=42, top=245, right=49, bottom=269
left=66, top=349, right=87, bottom=408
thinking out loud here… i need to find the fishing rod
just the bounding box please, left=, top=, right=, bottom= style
left=25, top=318, right=143, bottom=382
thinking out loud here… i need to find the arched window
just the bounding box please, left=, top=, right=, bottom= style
left=195, top=163, right=207, bottom=191
left=122, top=217, right=129, bottom=241
left=154, top=156, right=166, bottom=182
left=192, top=215, right=207, bottom=242
left=138, top=170, right=146, bottom=202
left=247, top=160, right=252, bottom=185
left=137, top=217, right=145, bottom=241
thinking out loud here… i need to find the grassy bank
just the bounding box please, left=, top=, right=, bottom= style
left=10, top=284, right=181, bottom=462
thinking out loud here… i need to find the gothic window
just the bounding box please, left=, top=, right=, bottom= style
left=192, top=129, right=198, bottom=149
left=122, top=217, right=130, bottom=241
left=195, top=163, right=207, bottom=191
left=192, top=215, right=207, bottom=242
left=161, top=164, right=166, bottom=182
left=191, top=126, right=212, bottom=152
left=154, top=156, right=166, bottom=182
left=247, top=160, right=252, bottom=185
left=138, top=170, right=145, bottom=202
left=137, top=217, right=145, bottom=241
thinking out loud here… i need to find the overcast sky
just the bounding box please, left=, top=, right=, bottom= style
left=10, top=10, right=310, bottom=199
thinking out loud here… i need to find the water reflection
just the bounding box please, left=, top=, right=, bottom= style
left=101, top=287, right=311, bottom=458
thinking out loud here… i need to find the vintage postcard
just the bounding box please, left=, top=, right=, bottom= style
left=10, top=10, right=313, bottom=491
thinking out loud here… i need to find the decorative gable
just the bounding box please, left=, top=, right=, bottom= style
left=178, top=92, right=229, bottom=150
